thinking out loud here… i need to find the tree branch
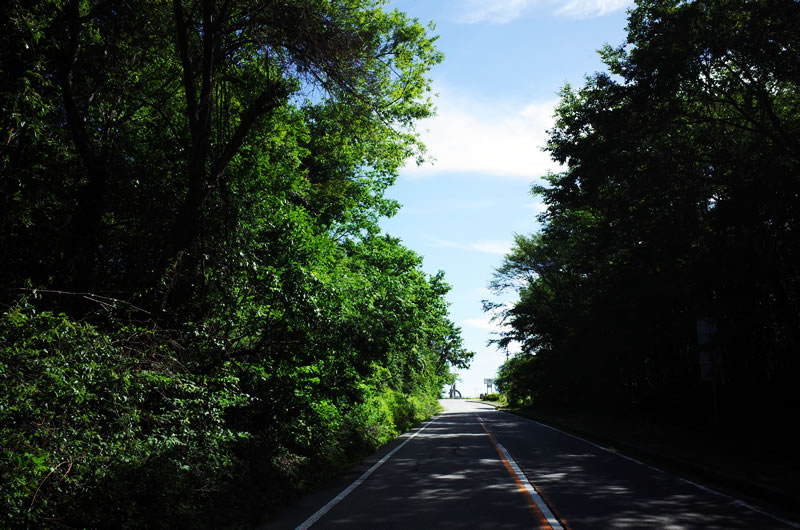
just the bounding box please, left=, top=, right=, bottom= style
left=173, top=0, right=199, bottom=134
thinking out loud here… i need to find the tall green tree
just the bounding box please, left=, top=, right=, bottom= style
left=491, top=0, right=800, bottom=422
left=1, top=1, right=471, bottom=527
left=1, top=0, right=442, bottom=306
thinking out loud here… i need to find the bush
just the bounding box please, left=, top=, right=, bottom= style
left=0, top=300, right=251, bottom=528
left=0, top=301, right=141, bottom=526
left=0, top=299, right=449, bottom=527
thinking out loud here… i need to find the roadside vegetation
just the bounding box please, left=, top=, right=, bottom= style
left=492, top=0, right=799, bottom=511
left=0, top=1, right=472, bottom=527
left=492, top=0, right=799, bottom=434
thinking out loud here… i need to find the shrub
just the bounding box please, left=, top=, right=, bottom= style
left=0, top=301, right=251, bottom=528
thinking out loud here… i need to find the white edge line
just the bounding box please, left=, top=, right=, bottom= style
left=496, top=439, right=563, bottom=529
left=477, top=413, right=563, bottom=529
left=679, top=477, right=800, bottom=529
left=506, top=411, right=653, bottom=466
left=295, top=414, right=440, bottom=529
left=499, top=411, right=800, bottom=529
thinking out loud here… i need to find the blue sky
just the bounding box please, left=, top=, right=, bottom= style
left=380, top=0, right=633, bottom=397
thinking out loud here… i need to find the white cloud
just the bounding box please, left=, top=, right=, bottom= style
left=525, top=199, right=549, bottom=213
left=456, top=0, right=631, bottom=23
left=429, top=237, right=513, bottom=255
left=405, top=86, right=561, bottom=179
left=459, top=0, right=535, bottom=24
left=462, top=313, right=521, bottom=353
left=472, top=241, right=514, bottom=255
left=556, top=0, right=632, bottom=18
left=401, top=199, right=497, bottom=215
left=476, top=287, right=493, bottom=297
left=463, top=309, right=523, bottom=355
left=464, top=316, right=507, bottom=332
left=428, top=238, right=463, bottom=250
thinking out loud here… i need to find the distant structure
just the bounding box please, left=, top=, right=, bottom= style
left=449, top=384, right=462, bottom=399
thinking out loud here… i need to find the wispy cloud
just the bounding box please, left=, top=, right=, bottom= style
left=400, top=199, right=498, bottom=216
left=464, top=316, right=507, bottom=332
left=556, top=0, right=632, bottom=18
left=406, top=86, right=561, bottom=179
left=472, top=241, right=514, bottom=255
left=459, top=0, right=535, bottom=24
left=462, top=314, right=521, bottom=354
left=463, top=309, right=522, bottom=354
left=430, top=238, right=513, bottom=256
left=457, top=0, right=631, bottom=23
left=525, top=199, right=549, bottom=214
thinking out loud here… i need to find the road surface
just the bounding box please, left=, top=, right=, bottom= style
left=266, top=400, right=797, bottom=529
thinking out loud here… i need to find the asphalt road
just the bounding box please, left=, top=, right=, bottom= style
left=266, top=400, right=797, bottom=529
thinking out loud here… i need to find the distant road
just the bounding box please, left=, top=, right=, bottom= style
left=267, top=400, right=797, bottom=529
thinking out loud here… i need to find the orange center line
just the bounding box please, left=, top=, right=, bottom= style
left=478, top=417, right=553, bottom=530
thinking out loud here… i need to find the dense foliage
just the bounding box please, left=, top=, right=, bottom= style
left=0, top=0, right=472, bottom=527
left=492, top=0, right=799, bottom=428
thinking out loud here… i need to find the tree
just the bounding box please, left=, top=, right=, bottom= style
left=1, top=0, right=443, bottom=308
left=491, top=0, right=800, bottom=422
left=1, top=1, right=472, bottom=526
